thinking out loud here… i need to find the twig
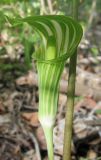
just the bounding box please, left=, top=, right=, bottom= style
left=47, top=0, right=53, bottom=14
left=40, top=0, right=48, bottom=15
left=84, top=0, right=97, bottom=37
left=29, top=132, right=41, bottom=160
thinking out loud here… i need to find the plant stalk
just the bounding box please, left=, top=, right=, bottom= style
left=43, top=127, right=54, bottom=160
left=63, top=0, right=79, bottom=160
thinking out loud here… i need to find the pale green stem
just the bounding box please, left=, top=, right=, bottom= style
left=63, top=0, right=79, bottom=160
left=43, top=127, right=54, bottom=160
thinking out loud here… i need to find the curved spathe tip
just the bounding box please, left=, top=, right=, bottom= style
left=7, top=15, right=83, bottom=63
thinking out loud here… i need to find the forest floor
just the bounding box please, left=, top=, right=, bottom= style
left=0, top=12, right=101, bottom=160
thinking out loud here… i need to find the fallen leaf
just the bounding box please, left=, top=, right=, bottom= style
left=22, top=112, right=39, bottom=127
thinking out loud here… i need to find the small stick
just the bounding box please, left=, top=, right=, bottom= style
left=29, top=132, right=41, bottom=160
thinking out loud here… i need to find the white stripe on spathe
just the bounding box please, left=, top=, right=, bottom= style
left=51, top=20, right=62, bottom=56
left=38, top=22, right=53, bottom=36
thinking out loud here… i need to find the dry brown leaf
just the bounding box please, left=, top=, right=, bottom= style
left=36, top=127, right=47, bottom=150
left=22, top=112, right=39, bottom=127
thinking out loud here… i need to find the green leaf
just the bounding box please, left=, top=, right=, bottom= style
left=95, top=109, right=101, bottom=114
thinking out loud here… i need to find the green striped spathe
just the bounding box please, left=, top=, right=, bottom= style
left=37, top=61, right=65, bottom=125
left=7, top=15, right=83, bottom=160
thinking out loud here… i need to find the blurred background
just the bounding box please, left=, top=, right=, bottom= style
left=0, top=0, right=101, bottom=160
